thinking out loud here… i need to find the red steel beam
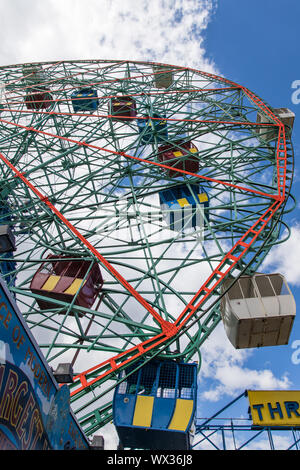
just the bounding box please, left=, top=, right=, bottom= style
left=0, top=67, right=289, bottom=398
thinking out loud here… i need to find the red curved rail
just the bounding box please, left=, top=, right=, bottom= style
left=0, top=66, right=288, bottom=398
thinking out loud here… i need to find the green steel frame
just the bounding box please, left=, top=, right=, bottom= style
left=0, top=60, right=294, bottom=437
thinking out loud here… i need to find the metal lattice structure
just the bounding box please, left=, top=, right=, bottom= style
left=194, top=392, right=300, bottom=450
left=0, top=60, right=295, bottom=437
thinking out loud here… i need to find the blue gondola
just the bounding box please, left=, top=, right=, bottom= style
left=137, top=113, right=168, bottom=144
left=113, top=360, right=197, bottom=450
left=71, top=87, right=99, bottom=113
left=159, top=184, right=209, bottom=232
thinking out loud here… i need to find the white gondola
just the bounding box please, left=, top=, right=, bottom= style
left=0, top=82, right=6, bottom=111
left=256, top=107, right=295, bottom=141
left=221, top=273, right=296, bottom=349
left=152, top=65, right=173, bottom=89
left=22, top=63, right=45, bottom=85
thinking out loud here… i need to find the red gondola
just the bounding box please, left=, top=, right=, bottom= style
left=157, top=140, right=199, bottom=177
left=25, top=87, right=53, bottom=110
left=109, top=95, right=137, bottom=122
left=30, top=255, right=103, bottom=315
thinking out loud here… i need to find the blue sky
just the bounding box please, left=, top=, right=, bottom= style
left=0, top=0, right=299, bottom=450
left=195, top=0, right=300, bottom=447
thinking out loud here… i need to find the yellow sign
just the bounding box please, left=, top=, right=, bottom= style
left=248, top=390, right=300, bottom=427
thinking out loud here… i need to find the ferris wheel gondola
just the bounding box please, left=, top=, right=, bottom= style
left=0, top=60, right=296, bottom=447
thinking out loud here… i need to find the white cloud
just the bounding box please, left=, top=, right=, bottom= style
left=214, top=365, right=290, bottom=393
left=198, top=323, right=292, bottom=403
left=261, top=223, right=300, bottom=286
left=0, top=0, right=217, bottom=73
left=1, top=1, right=298, bottom=452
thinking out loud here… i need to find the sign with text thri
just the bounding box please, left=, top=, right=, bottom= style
left=247, top=390, right=300, bottom=427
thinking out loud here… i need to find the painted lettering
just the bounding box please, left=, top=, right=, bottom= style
left=0, top=301, right=8, bottom=324
left=12, top=325, right=25, bottom=349
left=3, top=310, right=12, bottom=329
left=252, top=403, right=264, bottom=420
left=10, top=381, right=28, bottom=427
left=284, top=401, right=300, bottom=418
left=23, top=407, right=42, bottom=449
left=0, top=369, right=18, bottom=420
left=23, top=346, right=51, bottom=398
left=267, top=401, right=283, bottom=420
left=16, top=392, right=35, bottom=443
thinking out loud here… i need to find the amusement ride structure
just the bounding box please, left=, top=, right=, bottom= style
left=0, top=59, right=296, bottom=449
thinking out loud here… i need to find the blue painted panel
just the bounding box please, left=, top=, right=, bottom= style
left=159, top=184, right=209, bottom=230
left=151, top=397, right=176, bottom=429
left=137, top=113, right=168, bottom=144
left=0, top=278, right=89, bottom=450
left=159, top=184, right=209, bottom=208
left=113, top=360, right=198, bottom=450
left=114, top=394, right=136, bottom=426
left=71, top=88, right=99, bottom=113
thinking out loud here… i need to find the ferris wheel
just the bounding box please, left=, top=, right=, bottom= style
left=0, top=60, right=295, bottom=447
